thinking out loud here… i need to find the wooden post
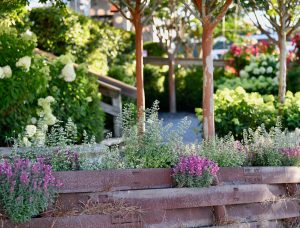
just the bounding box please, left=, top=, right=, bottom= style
left=168, top=53, right=176, bottom=113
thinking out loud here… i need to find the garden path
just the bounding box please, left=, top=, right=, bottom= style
left=158, top=112, right=201, bottom=144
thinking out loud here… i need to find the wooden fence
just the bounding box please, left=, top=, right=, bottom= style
left=4, top=167, right=300, bottom=227
left=144, top=56, right=228, bottom=67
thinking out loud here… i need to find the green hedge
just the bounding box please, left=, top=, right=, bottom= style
left=29, top=7, right=134, bottom=75
left=0, top=26, right=104, bottom=145
left=0, top=27, right=49, bottom=145
left=196, top=87, right=300, bottom=138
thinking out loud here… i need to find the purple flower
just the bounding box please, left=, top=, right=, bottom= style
left=20, top=171, right=29, bottom=185
left=173, top=155, right=219, bottom=177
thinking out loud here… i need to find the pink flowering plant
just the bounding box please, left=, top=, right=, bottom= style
left=0, top=157, right=62, bottom=223
left=173, top=155, right=219, bottom=188
left=281, top=144, right=300, bottom=166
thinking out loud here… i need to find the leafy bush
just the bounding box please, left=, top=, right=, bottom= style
left=0, top=158, right=61, bottom=223
left=29, top=7, right=134, bottom=75
left=215, top=75, right=278, bottom=95
left=243, top=123, right=300, bottom=166
left=287, top=65, right=300, bottom=93
left=172, top=155, right=219, bottom=188
left=0, top=27, right=50, bottom=145
left=196, top=87, right=277, bottom=138
left=47, top=55, right=104, bottom=142
left=96, top=102, right=190, bottom=169
left=143, top=42, right=166, bottom=57
left=199, top=135, right=246, bottom=167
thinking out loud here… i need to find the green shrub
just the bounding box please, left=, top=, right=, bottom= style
left=196, top=87, right=277, bottom=138
left=96, top=102, right=190, bottom=169
left=215, top=76, right=278, bottom=95
left=144, top=65, right=168, bottom=110
left=287, top=65, right=300, bottom=93
left=198, top=135, right=247, bottom=167
left=47, top=55, right=104, bottom=142
left=143, top=42, right=166, bottom=57
left=281, top=91, right=300, bottom=130
left=243, top=123, right=300, bottom=166
left=29, top=7, right=134, bottom=75
left=0, top=27, right=50, bottom=145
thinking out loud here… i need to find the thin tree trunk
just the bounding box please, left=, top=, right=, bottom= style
left=168, top=53, right=176, bottom=113
left=278, top=32, right=287, bottom=104
left=202, top=24, right=215, bottom=139
left=134, top=11, right=145, bottom=134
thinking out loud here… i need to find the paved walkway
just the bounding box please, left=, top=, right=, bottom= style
left=158, top=112, right=201, bottom=144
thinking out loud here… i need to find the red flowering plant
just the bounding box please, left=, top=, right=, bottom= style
left=225, top=41, right=276, bottom=77
left=0, top=157, right=62, bottom=223
left=292, top=33, right=300, bottom=63
left=172, top=155, right=219, bottom=188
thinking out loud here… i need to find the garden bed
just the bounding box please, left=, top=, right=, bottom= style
left=2, top=167, right=300, bottom=227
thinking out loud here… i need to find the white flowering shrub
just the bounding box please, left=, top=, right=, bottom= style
left=47, top=55, right=104, bottom=142
left=240, top=54, right=278, bottom=79
left=0, top=27, right=50, bottom=145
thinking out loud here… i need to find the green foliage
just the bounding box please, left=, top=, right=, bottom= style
left=199, top=135, right=246, bottom=167
left=281, top=91, right=300, bottom=130
left=0, top=27, right=50, bottom=145
left=48, top=55, right=104, bottom=142
left=29, top=7, right=135, bottom=75
left=144, top=42, right=166, bottom=57
left=287, top=65, right=300, bottom=93
left=0, top=158, right=60, bottom=223
left=97, top=102, right=190, bottom=169
left=243, top=123, right=300, bottom=166
left=174, top=171, right=214, bottom=188
left=50, top=149, right=81, bottom=171
left=216, top=75, right=278, bottom=95
left=196, top=87, right=277, bottom=138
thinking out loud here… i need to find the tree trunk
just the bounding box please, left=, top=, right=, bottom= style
left=202, top=24, right=215, bottom=139
left=168, top=53, right=176, bottom=113
left=278, top=32, right=287, bottom=104
left=134, top=13, right=145, bottom=134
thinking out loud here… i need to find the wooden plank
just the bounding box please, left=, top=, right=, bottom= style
left=110, top=184, right=286, bottom=209
left=98, top=80, right=121, bottom=98
left=100, top=102, right=121, bottom=116
left=144, top=56, right=228, bottom=67
left=226, top=199, right=300, bottom=223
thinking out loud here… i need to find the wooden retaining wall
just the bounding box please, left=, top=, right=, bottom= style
left=2, top=167, right=300, bottom=227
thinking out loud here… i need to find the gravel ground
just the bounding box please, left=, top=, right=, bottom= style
left=158, top=112, right=202, bottom=144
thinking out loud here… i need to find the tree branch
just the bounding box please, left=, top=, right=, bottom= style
left=211, top=0, right=233, bottom=29
left=109, top=1, right=132, bottom=21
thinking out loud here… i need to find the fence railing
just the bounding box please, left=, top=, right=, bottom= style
left=144, top=56, right=228, bottom=67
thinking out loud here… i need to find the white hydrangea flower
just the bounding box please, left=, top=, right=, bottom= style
left=44, top=113, right=57, bottom=126
left=0, top=67, right=4, bottom=79
left=16, top=56, right=31, bottom=72
left=31, top=117, right=37, bottom=124
left=86, top=97, right=92, bottom=102
left=45, top=96, right=55, bottom=103
left=244, top=65, right=252, bottom=72
left=22, top=137, right=32, bottom=147
left=253, top=68, right=260, bottom=75
left=61, top=63, right=76, bottom=82
left=25, top=125, right=37, bottom=137
left=262, top=61, right=268, bottom=66
left=259, top=67, right=266, bottom=74
left=240, top=70, right=249, bottom=78
left=276, top=62, right=280, bottom=69
left=266, top=66, right=273, bottom=74
left=2, top=65, right=12, bottom=78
